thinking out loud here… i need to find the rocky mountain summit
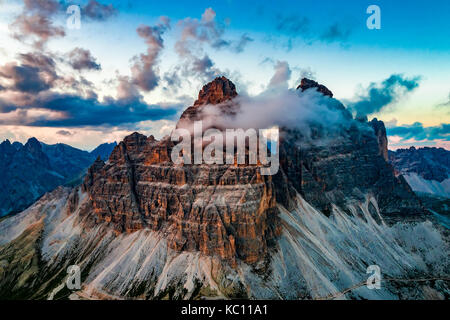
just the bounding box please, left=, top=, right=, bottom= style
left=297, top=78, right=333, bottom=97
left=177, top=76, right=239, bottom=128
left=0, top=77, right=447, bottom=300
left=280, top=79, right=420, bottom=216
left=76, top=77, right=423, bottom=267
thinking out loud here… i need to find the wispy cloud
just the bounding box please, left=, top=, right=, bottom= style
left=56, top=129, right=72, bottom=136
left=11, top=12, right=65, bottom=49
left=82, top=0, right=118, bottom=21
left=348, top=74, right=421, bottom=118
left=268, top=61, right=291, bottom=89
left=320, top=23, right=352, bottom=43
left=275, top=14, right=310, bottom=36
left=130, top=17, right=170, bottom=92
left=387, top=122, right=449, bottom=142
left=435, top=92, right=450, bottom=112
left=171, top=8, right=253, bottom=82
left=274, top=14, right=353, bottom=49
left=67, top=48, right=101, bottom=71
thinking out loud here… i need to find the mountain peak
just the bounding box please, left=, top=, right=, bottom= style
left=193, top=76, right=238, bottom=107
left=25, top=137, right=39, bottom=145
left=24, top=137, right=42, bottom=153
left=0, top=139, right=13, bottom=153
left=123, top=132, right=147, bottom=143
left=90, top=142, right=118, bottom=161
left=297, top=78, right=333, bottom=98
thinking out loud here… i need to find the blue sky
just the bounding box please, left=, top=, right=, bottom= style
left=0, top=0, right=448, bottom=150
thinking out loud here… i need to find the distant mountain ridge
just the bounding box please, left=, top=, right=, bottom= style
left=389, top=147, right=450, bottom=198
left=90, top=142, right=118, bottom=161
left=0, top=138, right=116, bottom=217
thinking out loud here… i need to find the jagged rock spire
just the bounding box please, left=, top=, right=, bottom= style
left=370, top=118, right=389, bottom=161
left=193, top=76, right=238, bottom=107
left=297, top=78, right=333, bottom=98
left=177, top=76, right=238, bottom=126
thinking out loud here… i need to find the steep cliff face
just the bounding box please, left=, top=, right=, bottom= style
left=80, top=132, right=280, bottom=265
left=370, top=118, right=389, bottom=161
left=194, top=75, right=238, bottom=106
left=79, top=77, right=423, bottom=268
left=80, top=77, right=282, bottom=266
left=1, top=184, right=447, bottom=300
left=278, top=79, right=421, bottom=216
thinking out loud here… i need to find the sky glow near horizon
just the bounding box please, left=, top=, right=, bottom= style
left=0, top=0, right=448, bottom=151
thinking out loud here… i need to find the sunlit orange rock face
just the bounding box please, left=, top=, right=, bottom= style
left=177, top=76, right=239, bottom=128
left=80, top=77, right=281, bottom=266
left=80, top=76, right=423, bottom=267
left=194, top=75, right=238, bottom=106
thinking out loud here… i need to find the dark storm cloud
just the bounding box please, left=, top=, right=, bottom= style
left=82, top=0, right=118, bottom=21
left=0, top=63, right=52, bottom=93
left=0, top=99, right=17, bottom=113
left=0, top=52, right=59, bottom=95
left=0, top=1, right=178, bottom=129
left=67, top=48, right=101, bottom=71
left=0, top=92, right=179, bottom=127
left=387, top=123, right=450, bottom=142
left=348, top=74, right=421, bottom=117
